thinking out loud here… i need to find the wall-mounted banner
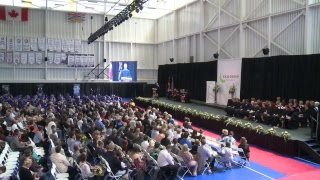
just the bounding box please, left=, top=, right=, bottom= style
left=217, top=59, right=242, bottom=105
left=73, top=84, right=80, bottom=98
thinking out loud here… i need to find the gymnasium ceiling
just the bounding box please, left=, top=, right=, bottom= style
left=0, top=0, right=198, bottom=19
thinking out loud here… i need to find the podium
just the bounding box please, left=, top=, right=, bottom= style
left=152, top=88, right=159, bottom=99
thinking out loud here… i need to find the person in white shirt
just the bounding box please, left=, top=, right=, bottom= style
left=46, top=119, right=56, bottom=136
left=167, top=124, right=174, bottom=140
left=151, top=127, right=159, bottom=140
left=141, top=136, right=150, bottom=151
left=173, top=128, right=182, bottom=139
left=157, top=145, right=179, bottom=180
left=217, top=142, right=234, bottom=167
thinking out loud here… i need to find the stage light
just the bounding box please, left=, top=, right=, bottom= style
left=213, top=53, right=219, bottom=59
left=262, top=48, right=269, bottom=55
left=105, top=16, right=108, bottom=22
left=129, top=13, right=132, bottom=17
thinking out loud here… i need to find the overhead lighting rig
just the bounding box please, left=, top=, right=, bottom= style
left=87, top=0, right=149, bottom=44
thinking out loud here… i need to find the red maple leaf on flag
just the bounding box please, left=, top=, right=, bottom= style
left=8, top=9, right=19, bottom=19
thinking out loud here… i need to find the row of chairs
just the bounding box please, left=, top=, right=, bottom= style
left=0, top=143, right=21, bottom=179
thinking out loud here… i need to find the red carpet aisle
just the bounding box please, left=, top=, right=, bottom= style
left=175, top=121, right=320, bottom=179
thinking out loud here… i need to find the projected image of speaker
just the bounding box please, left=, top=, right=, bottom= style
left=111, top=61, right=137, bottom=82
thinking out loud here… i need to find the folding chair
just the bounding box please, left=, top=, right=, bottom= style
left=236, top=148, right=250, bottom=167
left=100, top=157, right=123, bottom=180
left=50, top=166, right=69, bottom=180
left=197, top=153, right=212, bottom=174
left=175, top=155, right=192, bottom=180
left=214, top=156, right=232, bottom=172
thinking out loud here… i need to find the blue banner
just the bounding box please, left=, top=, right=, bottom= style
left=73, top=84, right=80, bottom=98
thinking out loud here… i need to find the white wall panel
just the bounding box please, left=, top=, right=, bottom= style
left=244, top=23, right=268, bottom=57
left=245, top=0, right=269, bottom=20
left=15, top=9, right=45, bottom=37
left=130, top=18, right=155, bottom=43
left=310, top=5, right=320, bottom=54
left=109, top=42, right=131, bottom=61
left=15, top=68, right=45, bottom=80
left=196, top=34, right=201, bottom=61
left=221, top=27, right=240, bottom=58
left=175, top=38, right=187, bottom=63
left=0, top=21, right=13, bottom=36
left=203, top=1, right=219, bottom=30
left=47, top=68, right=76, bottom=80
left=271, top=11, right=305, bottom=55
left=133, top=44, right=155, bottom=68
left=0, top=69, right=14, bottom=80
left=220, top=0, right=240, bottom=27
left=189, top=36, right=196, bottom=60
left=176, top=1, right=201, bottom=37
left=157, top=43, right=166, bottom=66
left=204, top=37, right=218, bottom=62
left=157, top=13, right=175, bottom=42
left=271, top=0, right=304, bottom=14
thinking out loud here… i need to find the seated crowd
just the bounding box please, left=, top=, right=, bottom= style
left=0, top=93, right=249, bottom=180
left=225, top=97, right=319, bottom=130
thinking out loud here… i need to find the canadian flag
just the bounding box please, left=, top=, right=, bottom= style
left=0, top=6, right=28, bottom=21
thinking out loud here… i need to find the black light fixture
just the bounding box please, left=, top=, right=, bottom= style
left=213, top=53, right=219, bottom=59
left=262, top=48, right=269, bottom=55
left=88, top=0, right=150, bottom=44
left=170, top=58, right=174, bottom=62
left=103, top=59, right=106, bottom=62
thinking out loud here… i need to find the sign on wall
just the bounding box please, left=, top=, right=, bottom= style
left=217, top=59, right=242, bottom=105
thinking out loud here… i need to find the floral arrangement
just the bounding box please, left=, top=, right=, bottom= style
left=213, top=84, right=220, bottom=93
left=280, top=131, right=291, bottom=142
left=243, top=122, right=253, bottom=130
left=266, top=128, right=277, bottom=136
left=229, top=83, right=236, bottom=95
left=201, top=112, right=210, bottom=120
left=224, top=118, right=234, bottom=126
left=255, top=125, right=264, bottom=134
left=235, top=120, right=242, bottom=127
left=192, top=110, right=198, bottom=117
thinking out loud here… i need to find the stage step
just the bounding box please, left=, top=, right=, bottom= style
left=298, top=139, right=320, bottom=163
left=307, top=143, right=320, bottom=148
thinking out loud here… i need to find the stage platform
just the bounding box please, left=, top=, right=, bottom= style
left=155, top=98, right=311, bottom=141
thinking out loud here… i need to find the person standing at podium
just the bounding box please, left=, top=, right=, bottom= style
left=118, top=63, right=132, bottom=82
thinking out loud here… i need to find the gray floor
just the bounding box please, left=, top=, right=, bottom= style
left=153, top=97, right=311, bottom=141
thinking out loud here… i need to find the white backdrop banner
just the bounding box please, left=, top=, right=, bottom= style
left=206, top=81, right=216, bottom=103
left=217, top=59, right=242, bottom=105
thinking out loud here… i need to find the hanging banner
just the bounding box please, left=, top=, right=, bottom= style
left=20, top=52, right=28, bottom=64
left=35, top=52, right=42, bottom=64
left=68, top=54, right=75, bottom=67
left=15, top=37, right=22, bottom=51
left=81, top=54, right=88, bottom=67
left=0, top=52, right=4, bottom=62
left=23, top=37, right=30, bottom=51
left=206, top=81, right=216, bottom=104
left=13, top=52, right=20, bottom=65
left=0, top=36, right=6, bottom=50
left=74, top=39, right=81, bottom=53
left=61, top=39, right=68, bottom=52
left=88, top=54, right=94, bottom=67
left=61, top=53, right=67, bottom=64
left=75, top=54, right=81, bottom=67
left=54, top=38, right=61, bottom=52
left=54, top=53, right=61, bottom=64
left=30, top=37, right=37, bottom=51
left=38, top=37, right=45, bottom=51
left=217, top=59, right=242, bottom=105
left=73, top=84, right=80, bottom=98
left=28, top=52, right=35, bottom=64
left=6, top=52, right=13, bottom=63
left=47, top=52, right=54, bottom=64
left=7, top=36, right=14, bottom=51
left=68, top=39, right=74, bottom=52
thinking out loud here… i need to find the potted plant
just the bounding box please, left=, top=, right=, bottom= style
left=229, top=83, right=236, bottom=98
left=213, top=83, right=220, bottom=103
left=280, top=131, right=291, bottom=142
left=254, top=125, right=265, bottom=134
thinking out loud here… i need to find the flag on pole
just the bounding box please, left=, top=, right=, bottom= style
left=167, top=77, right=171, bottom=91
left=0, top=6, right=28, bottom=21
left=171, top=77, right=174, bottom=91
